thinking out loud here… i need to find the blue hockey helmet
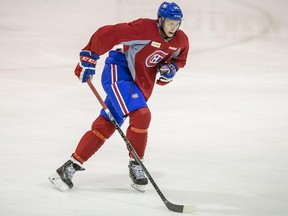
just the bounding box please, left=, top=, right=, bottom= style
left=157, top=2, right=183, bottom=21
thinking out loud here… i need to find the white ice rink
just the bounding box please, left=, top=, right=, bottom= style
left=0, top=0, right=287, bottom=215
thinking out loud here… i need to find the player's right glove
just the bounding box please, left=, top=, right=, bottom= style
left=74, top=50, right=100, bottom=83
left=156, top=62, right=178, bottom=86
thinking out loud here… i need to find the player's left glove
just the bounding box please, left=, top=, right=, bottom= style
left=156, top=62, right=178, bottom=86
left=74, top=50, right=100, bottom=83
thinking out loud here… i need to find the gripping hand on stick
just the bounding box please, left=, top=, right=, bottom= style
left=74, top=50, right=99, bottom=82
left=156, top=62, right=178, bottom=86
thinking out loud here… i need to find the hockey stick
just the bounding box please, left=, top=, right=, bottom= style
left=87, top=79, right=195, bottom=213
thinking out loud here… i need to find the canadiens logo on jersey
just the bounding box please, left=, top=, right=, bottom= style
left=145, top=50, right=168, bottom=67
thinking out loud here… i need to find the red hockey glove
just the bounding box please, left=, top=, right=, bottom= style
left=156, top=77, right=172, bottom=86
left=74, top=50, right=99, bottom=83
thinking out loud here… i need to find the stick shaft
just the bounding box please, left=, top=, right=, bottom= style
left=86, top=79, right=185, bottom=212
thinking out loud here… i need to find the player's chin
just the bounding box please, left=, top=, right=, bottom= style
left=167, top=32, right=175, bottom=37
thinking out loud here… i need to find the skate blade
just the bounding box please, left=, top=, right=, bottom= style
left=130, top=180, right=146, bottom=192
left=48, top=172, right=70, bottom=192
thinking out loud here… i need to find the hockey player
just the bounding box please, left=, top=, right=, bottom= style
left=49, top=1, right=189, bottom=192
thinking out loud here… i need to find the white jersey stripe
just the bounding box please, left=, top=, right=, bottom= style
left=110, top=64, right=129, bottom=115
left=112, top=83, right=129, bottom=115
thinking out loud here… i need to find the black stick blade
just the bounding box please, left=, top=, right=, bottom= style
left=165, top=201, right=196, bottom=213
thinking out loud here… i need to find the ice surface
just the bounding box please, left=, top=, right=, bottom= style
left=0, top=0, right=287, bottom=215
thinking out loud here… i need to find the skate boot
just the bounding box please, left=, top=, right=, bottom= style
left=49, top=160, right=85, bottom=191
left=128, top=158, right=148, bottom=192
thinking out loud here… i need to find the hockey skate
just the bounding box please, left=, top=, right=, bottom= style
left=49, top=160, right=84, bottom=191
left=128, top=159, right=148, bottom=192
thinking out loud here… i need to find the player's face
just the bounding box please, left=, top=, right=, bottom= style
left=162, top=18, right=181, bottom=38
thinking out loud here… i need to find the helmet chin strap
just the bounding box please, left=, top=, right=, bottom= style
left=159, top=25, right=171, bottom=40
left=157, top=17, right=179, bottom=40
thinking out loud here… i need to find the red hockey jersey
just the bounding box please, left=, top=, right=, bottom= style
left=83, top=18, right=189, bottom=100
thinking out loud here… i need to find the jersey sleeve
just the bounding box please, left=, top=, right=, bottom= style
left=82, top=19, right=147, bottom=56
left=169, top=31, right=189, bottom=69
